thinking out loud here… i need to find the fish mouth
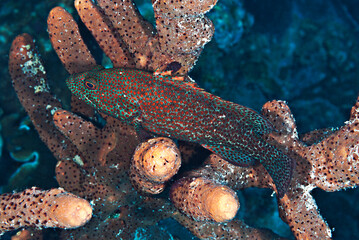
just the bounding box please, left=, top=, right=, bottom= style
left=65, top=76, right=77, bottom=95
left=65, top=75, right=73, bottom=89
left=66, top=72, right=84, bottom=93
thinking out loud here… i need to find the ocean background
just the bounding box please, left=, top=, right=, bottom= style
left=1, top=0, right=359, bottom=239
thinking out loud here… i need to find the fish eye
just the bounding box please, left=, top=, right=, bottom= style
left=84, top=77, right=97, bottom=90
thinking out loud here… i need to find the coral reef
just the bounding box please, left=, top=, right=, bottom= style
left=130, top=137, right=181, bottom=194
left=4, top=0, right=359, bottom=239
left=7, top=0, right=283, bottom=238
left=170, top=176, right=239, bottom=222
left=0, top=187, right=92, bottom=234
left=0, top=0, right=75, bottom=195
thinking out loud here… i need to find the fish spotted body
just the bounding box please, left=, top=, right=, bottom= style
left=66, top=66, right=294, bottom=198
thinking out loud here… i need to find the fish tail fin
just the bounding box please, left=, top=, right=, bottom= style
left=202, top=140, right=294, bottom=198
left=260, top=142, right=295, bottom=198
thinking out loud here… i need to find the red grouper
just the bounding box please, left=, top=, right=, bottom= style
left=66, top=66, right=295, bottom=198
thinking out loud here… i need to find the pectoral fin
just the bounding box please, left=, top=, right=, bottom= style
left=201, top=144, right=256, bottom=167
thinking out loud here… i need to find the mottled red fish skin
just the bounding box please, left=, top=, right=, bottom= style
left=66, top=67, right=294, bottom=198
